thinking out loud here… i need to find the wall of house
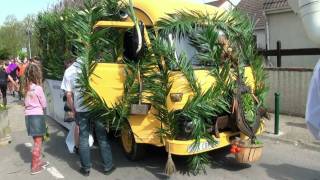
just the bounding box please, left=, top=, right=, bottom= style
left=267, top=11, right=320, bottom=68
left=265, top=68, right=312, bottom=116
left=254, top=28, right=266, bottom=50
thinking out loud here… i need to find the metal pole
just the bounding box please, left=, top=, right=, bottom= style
left=274, top=93, right=280, bottom=135
left=276, top=41, right=281, bottom=67
left=28, top=30, right=32, bottom=59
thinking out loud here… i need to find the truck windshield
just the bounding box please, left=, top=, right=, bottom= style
left=169, top=34, right=214, bottom=69
left=171, top=35, right=199, bottom=66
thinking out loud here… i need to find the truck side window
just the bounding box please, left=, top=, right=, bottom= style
left=123, top=22, right=145, bottom=63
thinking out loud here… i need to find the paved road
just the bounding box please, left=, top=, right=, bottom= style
left=0, top=100, right=320, bottom=180
left=2, top=119, right=320, bottom=180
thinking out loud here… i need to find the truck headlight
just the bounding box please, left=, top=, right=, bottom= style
left=184, top=121, right=193, bottom=133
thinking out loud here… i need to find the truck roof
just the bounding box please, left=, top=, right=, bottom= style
left=127, top=0, right=224, bottom=25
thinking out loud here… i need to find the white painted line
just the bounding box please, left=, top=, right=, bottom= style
left=47, top=167, right=64, bottom=179
left=24, top=142, right=32, bottom=147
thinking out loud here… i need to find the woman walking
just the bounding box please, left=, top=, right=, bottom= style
left=0, top=62, right=17, bottom=106
left=24, top=63, right=49, bottom=175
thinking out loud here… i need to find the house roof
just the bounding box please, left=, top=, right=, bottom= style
left=207, top=0, right=226, bottom=7
left=236, top=0, right=266, bottom=29
left=263, top=0, right=290, bottom=10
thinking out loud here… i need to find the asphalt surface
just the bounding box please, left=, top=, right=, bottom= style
left=0, top=97, right=320, bottom=180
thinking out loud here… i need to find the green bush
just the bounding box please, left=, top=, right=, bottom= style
left=18, top=50, right=27, bottom=60
left=34, top=9, right=74, bottom=80
left=0, top=48, right=10, bottom=60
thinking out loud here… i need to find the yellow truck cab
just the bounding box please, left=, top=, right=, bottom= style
left=89, top=0, right=262, bottom=159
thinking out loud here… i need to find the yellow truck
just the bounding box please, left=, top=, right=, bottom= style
left=88, top=0, right=265, bottom=162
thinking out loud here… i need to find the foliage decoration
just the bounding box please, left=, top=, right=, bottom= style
left=155, top=9, right=268, bottom=173
left=38, top=0, right=268, bottom=175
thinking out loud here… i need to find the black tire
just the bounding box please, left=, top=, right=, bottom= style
left=120, top=122, right=145, bottom=161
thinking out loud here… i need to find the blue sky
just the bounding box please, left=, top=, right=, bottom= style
left=0, top=0, right=60, bottom=25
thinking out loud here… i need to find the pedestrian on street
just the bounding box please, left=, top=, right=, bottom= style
left=24, top=63, right=49, bottom=175
left=7, top=59, right=19, bottom=97
left=306, top=59, right=320, bottom=140
left=18, top=58, right=29, bottom=100
left=0, top=62, right=17, bottom=106
left=60, top=57, right=115, bottom=176
left=62, top=58, right=79, bottom=153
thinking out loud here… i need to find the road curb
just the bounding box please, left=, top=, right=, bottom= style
left=260, top=134, right=320, bottom=152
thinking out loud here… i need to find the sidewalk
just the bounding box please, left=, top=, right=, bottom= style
left=262, top=114, right=320, bottom=152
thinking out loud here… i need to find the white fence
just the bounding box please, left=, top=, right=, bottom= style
left=265, top=68, right=313, bottom=117
left=44, top=79, right=72, bottom=130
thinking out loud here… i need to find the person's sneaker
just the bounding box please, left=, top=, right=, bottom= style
left=31, top=166, right=45, bottom=175
left=104, top=166, right=116, bottom=175
left=79, top=168, right=90, bottom=176
left=40, top=161, right=50, bottom=168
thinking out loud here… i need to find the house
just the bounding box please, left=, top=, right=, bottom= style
left=236, top=0, right=266, bottom=50
left=263, top=0, right=320, bottom=68
left=210, top=0, right=320, bottom=68
left=209, top=0, right=320, bottom=116
left=209, top=0, right=266, bottom=50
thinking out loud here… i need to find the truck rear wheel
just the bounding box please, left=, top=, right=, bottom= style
left=120, top=122, right=145, bottom=161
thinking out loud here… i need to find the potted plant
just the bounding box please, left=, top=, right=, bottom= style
left=230, top=54, right=268, bottom=163
left=230, top=135, right=263, bottom=163
left=229, top=85, right=265, bottom=163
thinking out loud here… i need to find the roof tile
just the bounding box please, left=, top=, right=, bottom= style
left=236, top=0, right=266, bottom=29
left=263, top=0, right=289, bottom=10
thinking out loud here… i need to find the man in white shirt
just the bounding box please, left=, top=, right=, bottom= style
left=61, top=58, right=115, bottom=176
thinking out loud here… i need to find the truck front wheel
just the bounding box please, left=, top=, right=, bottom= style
left=120, top=122, right=145, bottom=161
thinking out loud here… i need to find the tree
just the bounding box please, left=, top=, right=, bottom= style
left=0, top=48, right=10, bottom=60
left=0, top=15, right=25, bottom=57
left=0, top=15, right=40, bottom=59
left=23, top=15, right=39, bottom=58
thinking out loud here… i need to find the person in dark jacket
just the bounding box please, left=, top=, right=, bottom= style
left=0, top=62, right=17, bottom=106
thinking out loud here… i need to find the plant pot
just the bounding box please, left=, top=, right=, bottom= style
left=235, top=140, right=263, bottom=163
left=0, top=110, right=12, bottom=146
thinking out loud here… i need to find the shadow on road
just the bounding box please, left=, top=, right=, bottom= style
left=39, top=119, right=169, bottom=179
left=43, top=129, right=80, bottom=172
left=260, top=163, right=320, bottom=180
left=15, top=144, right=31, bottom=164
left=26, top=119, right=251, bottom=179
left=313, top=142, right=320, bottom=146
left=109, top=141, right=169, bottom=179
left=209, top=146, right=251, bottom=171
left=286, top=122, right=307, bottom=129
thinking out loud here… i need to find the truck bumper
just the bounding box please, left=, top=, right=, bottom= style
left=164, top=121, right=265, bottom=156
left=165, top=131, right=240, bottom=156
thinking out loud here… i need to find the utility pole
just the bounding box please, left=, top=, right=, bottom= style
left=26, top=28, right=32, bottom=59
